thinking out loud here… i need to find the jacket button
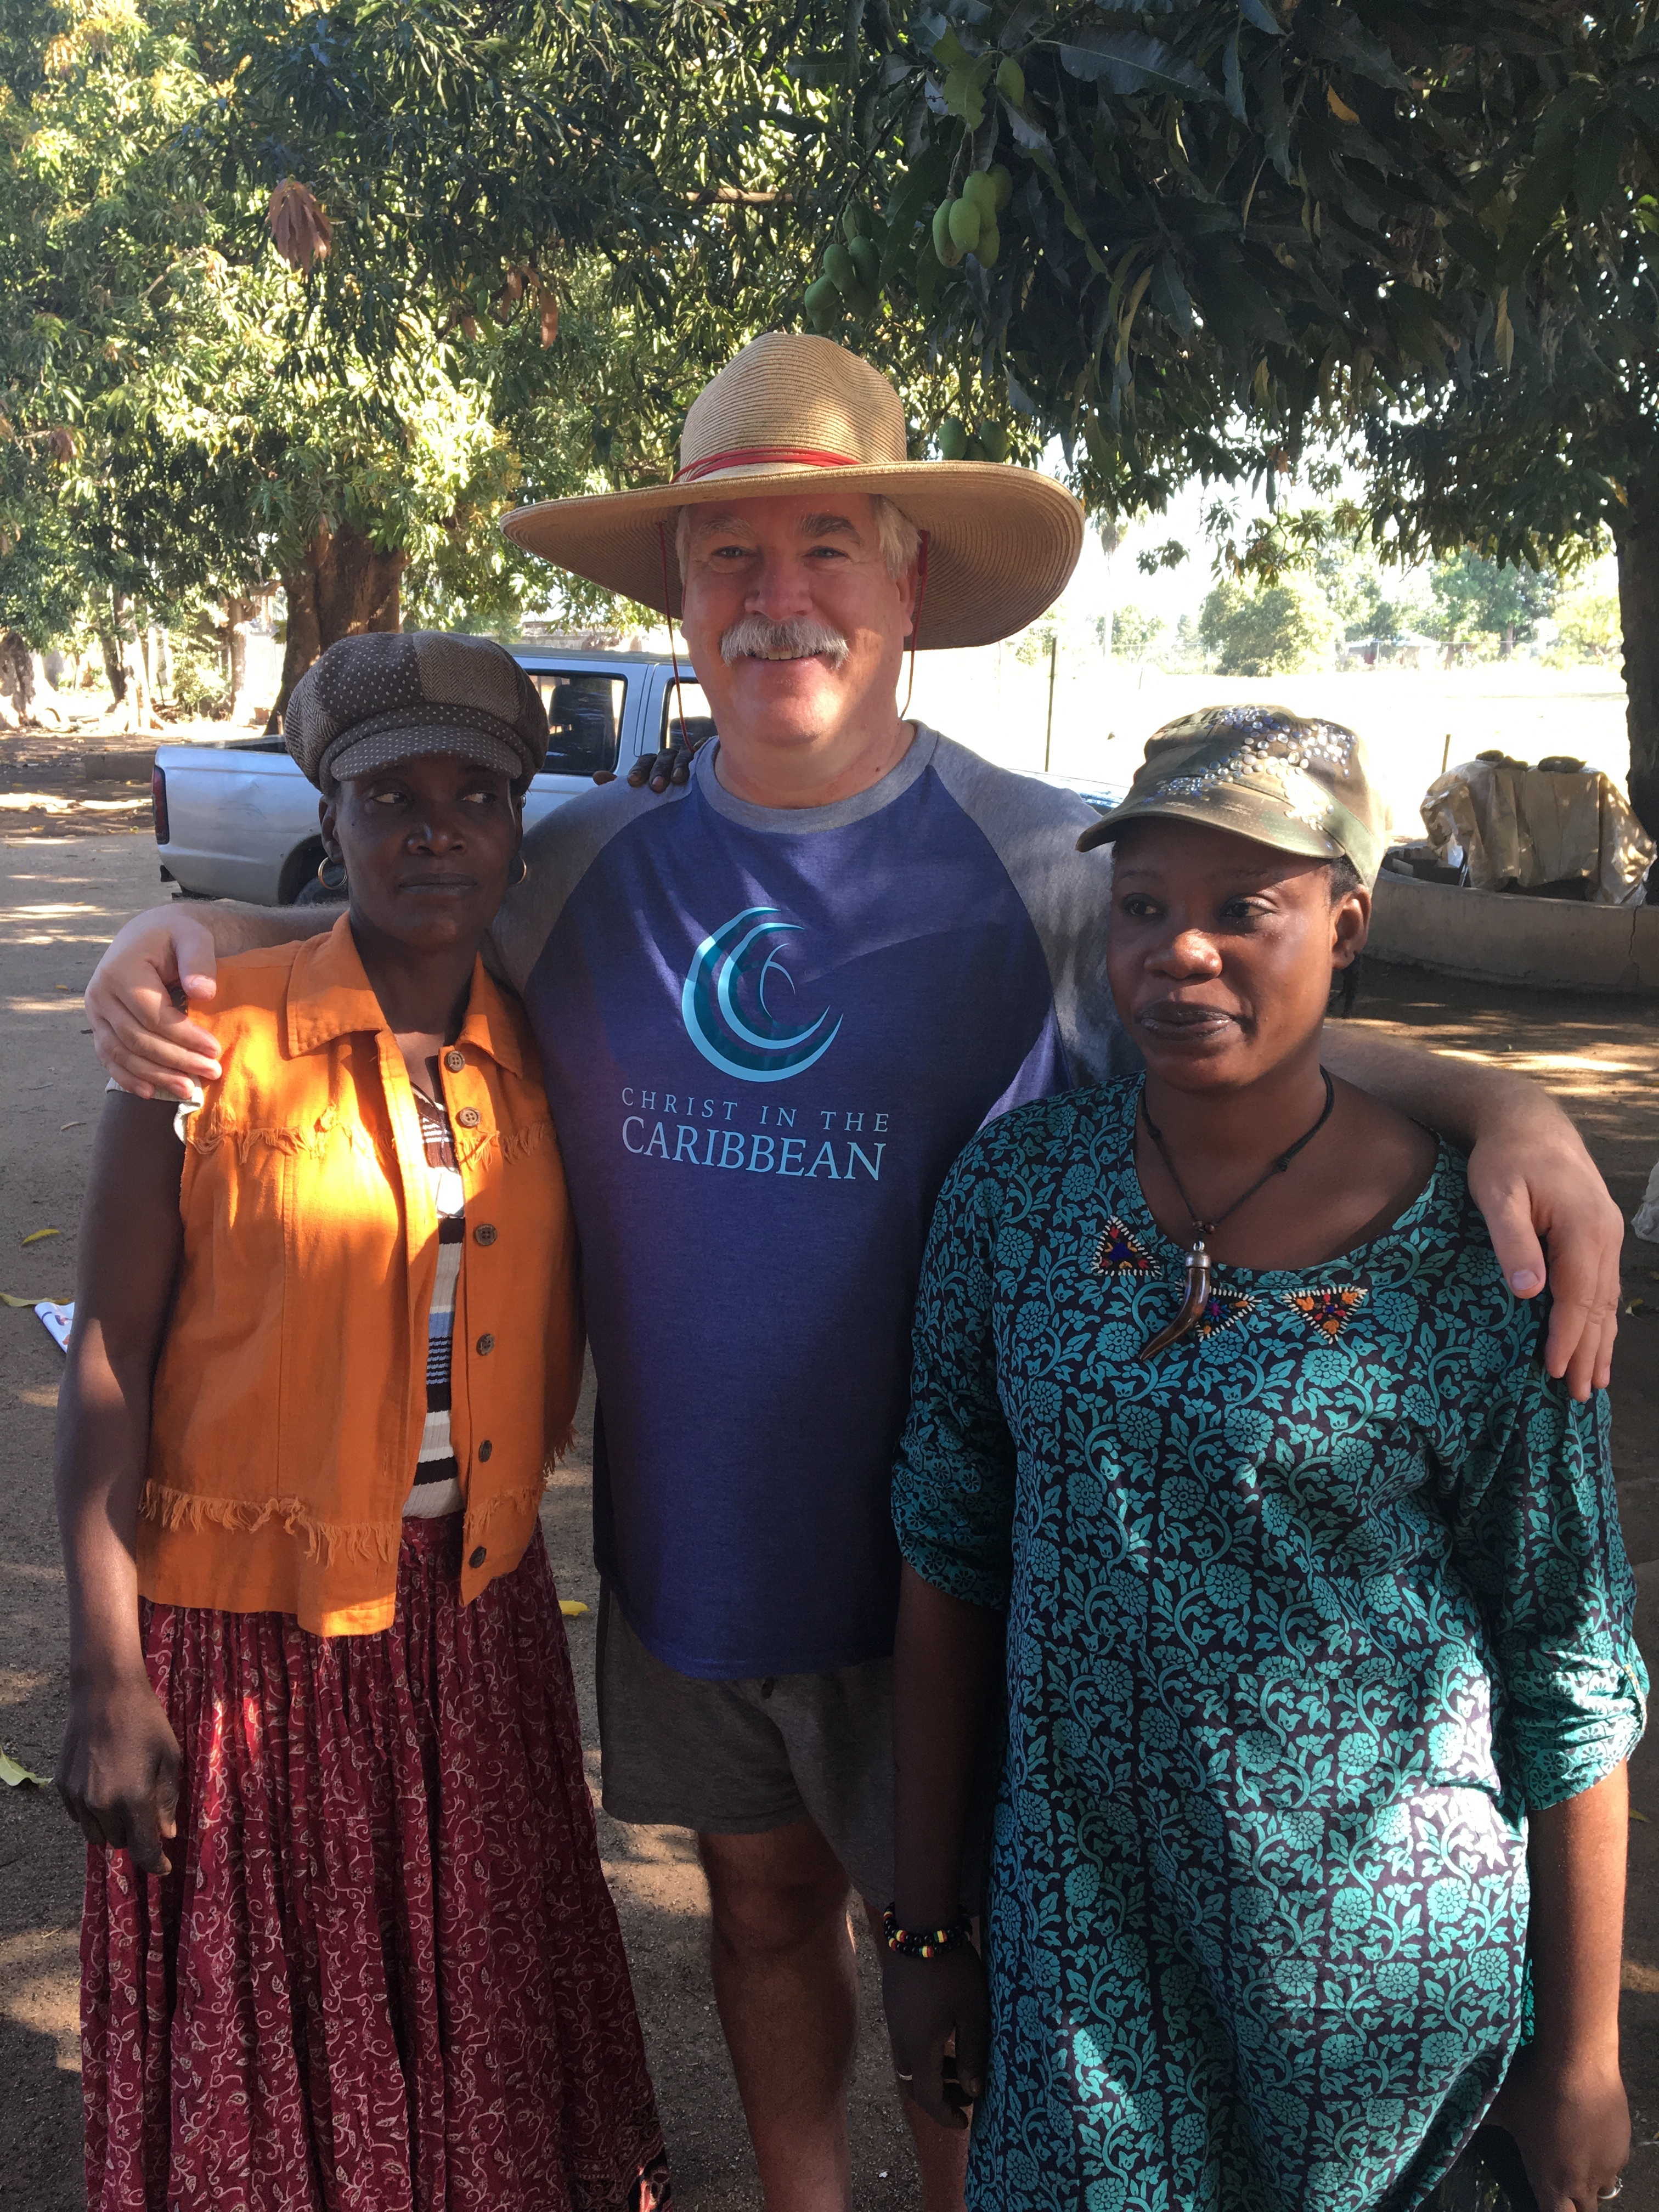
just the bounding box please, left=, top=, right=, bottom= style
left=473, top=1223, right=497, bottom=1246
left=445, top=1049, right=465, bottom=1071
left=476, top=1332, right=495, bottom=1355
left=469, top=1545, right=487, bottom=1569
left=455, top=1106, right=482, bottom=1128
left=477, top=1439, right=492, bottom=1461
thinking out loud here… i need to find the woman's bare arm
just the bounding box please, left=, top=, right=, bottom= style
left=1486, top=1763, right=1630, bottom=2212
left=54, top=1094, right=190, bottom=1874
left=1322, top=1025, right=1622, bottom=1400
left=85, top=900, right=332, bottom=1100
left=882, top=1564, right=1003, bottom=2130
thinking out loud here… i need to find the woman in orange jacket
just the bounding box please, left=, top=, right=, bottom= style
left=54, top=633, right=668, bottom=2212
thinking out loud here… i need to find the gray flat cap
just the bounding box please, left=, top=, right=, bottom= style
left=284, top=631, right=549, bottom=794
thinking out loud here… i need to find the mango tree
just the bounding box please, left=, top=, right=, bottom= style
left=814, top=1, right=1659, bottom=825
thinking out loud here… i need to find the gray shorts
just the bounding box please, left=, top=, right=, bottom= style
left=596, top=1584, right=898, bottom=1903
left=596, top=1585, right=1000, bottom=1912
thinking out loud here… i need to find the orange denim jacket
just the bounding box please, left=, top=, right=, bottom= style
left=138, top=915, right=582, bottom=1635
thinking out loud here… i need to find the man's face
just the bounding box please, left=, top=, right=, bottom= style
left=678, top=492, right=918, bottom=756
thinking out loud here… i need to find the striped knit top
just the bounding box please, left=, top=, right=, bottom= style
left=405, top=1082, right=466, bottom=1518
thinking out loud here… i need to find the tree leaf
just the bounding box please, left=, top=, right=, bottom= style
left=1497, top=137, right=1575, bottom=278
left=0, top=1747, right=47, bottom=1788
left=1493, top=287, right=1514, bottom=371
left=943, top=62, right=988, bottom=128
left=1253, top=49, right=1292, bottom=180
left=1057, top=31, right=1218, bottom=101
left=1534, top=80, right=1601, bottom=149
left=1150, top=252, right=1194, bottom=337
left=1001, top=95, right=1049, bottom=150
left=1238, top=0, right=1283, bottom=32
left=1296, top=12, right=1407, bottom=91
left=1223, top=30, right=1245, bottom=122
left=1573, top=109, right=1625, bottom=221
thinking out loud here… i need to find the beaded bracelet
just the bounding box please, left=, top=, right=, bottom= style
left=882, top=1906, right=973, bottom=1960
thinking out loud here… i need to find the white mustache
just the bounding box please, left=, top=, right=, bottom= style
left=720, top=615, right=850, bottom=670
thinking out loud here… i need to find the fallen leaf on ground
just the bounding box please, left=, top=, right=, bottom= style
left=1633, top=1809, right=1651, bottom=1824
left=558, top=1600, right=590, bottom=1618
left=0, top=1747, right=47, bottom=1788
left=0, top=1291, right=49, bottom=1307
left=59, top=1121, right=81, bottom=1130
left=21, top=1227, right=60, bottom=1245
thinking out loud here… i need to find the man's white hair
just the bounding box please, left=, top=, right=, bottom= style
left=675, top=494, right=921, bottom=585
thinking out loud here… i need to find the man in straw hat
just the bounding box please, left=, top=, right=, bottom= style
left=86, top=333, right=1623, bottom=2210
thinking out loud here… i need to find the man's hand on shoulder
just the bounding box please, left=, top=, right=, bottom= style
left=589, top=729, right=698, bottom=794
left=1322, top=1025, right=1623, bottom=1400
left=86, top=900, right=328, bottom=1101
left=1464, top=1086, right=1623, bottom=1403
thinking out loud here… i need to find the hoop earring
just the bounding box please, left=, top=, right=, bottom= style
left=510, top=853, right=529, bottom=887
left=317, top=855, right=347, bottom=890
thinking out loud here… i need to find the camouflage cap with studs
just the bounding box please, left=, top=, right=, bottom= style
left=1076, top=704, right=1391, bottom=889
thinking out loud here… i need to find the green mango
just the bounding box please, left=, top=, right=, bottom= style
left=849, top=235, right=881, bottom=291
left=932, top=202, right=965, bottom=268
left=845, top=287, right=881, bottom=320
left=823, top=241, right=856, bottom=295
left=996, top=57, right=1025, bottom=106
left=937, top=417, right=970, bottom=460
left=804, top=276, right=841, bottom=330
left=988, top=163, right=1013, bottom=212
left=962, top=171, right=998, bottom=217
left=978, top=422, right=1011, bottom=462
left=947, top=196, right=982, bottom=253
left=974, top=221, right=1001, bottom=268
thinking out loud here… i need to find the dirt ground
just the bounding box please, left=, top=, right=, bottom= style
left=1, top=834, right=1656, bottom=2211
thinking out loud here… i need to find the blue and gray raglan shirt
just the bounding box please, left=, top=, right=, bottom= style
left=492, top=725, right=1135, bottom=1679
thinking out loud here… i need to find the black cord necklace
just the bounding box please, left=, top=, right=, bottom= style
left=1137, top=1068, right=1336, bottom=1362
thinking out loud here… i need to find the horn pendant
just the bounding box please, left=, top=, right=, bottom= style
left=1138, top=1239, right=1212, bottom=1363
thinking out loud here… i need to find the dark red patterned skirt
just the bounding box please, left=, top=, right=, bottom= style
left=82, top=1517, right=669, bottom=2212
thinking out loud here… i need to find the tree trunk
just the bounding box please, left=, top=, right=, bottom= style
left=1615, top=494, right=1659, bottom=848
left=266, top=521, right=406, bottom=731
left=27, top=648, right=65, bottom=726
left=97, top=599, right=158, bottom=732
left=223, top=596, right=256, bottom=723
left=0, top=630, right=35, bottom=725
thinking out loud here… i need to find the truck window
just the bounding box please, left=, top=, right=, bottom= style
left=660, top=675, right=718, bottom=754
left=531, top=674, right=627, bottom=775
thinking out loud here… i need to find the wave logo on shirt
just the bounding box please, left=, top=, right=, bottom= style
left=681, top=906, right=842, bottom=1082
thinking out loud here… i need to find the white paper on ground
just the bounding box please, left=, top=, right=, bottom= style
left=1634, top=1162, right=1659, bottom=1244
left=35, top=1299, right=72, bottom=1351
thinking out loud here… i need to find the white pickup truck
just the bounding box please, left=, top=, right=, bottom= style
left=151, top=647, right=715, bottom=903
left=149, top=643, right=1124, bottom=901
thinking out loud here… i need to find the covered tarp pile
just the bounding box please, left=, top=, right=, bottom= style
left=1421, top=757, right=1655, bottom=907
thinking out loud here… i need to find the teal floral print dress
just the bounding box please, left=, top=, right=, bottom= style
left=893, top=1080, right=1646, bottom=2212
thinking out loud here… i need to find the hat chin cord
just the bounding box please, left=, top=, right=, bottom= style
left=900, top=531, right=930, bottom=723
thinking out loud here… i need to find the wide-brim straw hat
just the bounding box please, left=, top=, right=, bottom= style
left=499, top=332, right=1085, bottom=650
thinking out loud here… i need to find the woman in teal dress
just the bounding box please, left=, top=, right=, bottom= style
left=881, top=709, right=1645, bottom=2212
